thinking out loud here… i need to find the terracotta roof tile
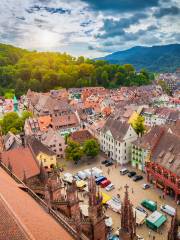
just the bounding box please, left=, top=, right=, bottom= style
left=70, top=130, right=94, bottom=144
left=0, top=168, right=74, bottom=240
left=1, top=148, right=40, bottom=180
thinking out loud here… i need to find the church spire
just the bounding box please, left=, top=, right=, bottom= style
left=119, top=185, right=137, bottom=240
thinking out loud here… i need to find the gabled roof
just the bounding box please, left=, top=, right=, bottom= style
left=133, top=126, right=165, bottom=150
left=101, top=117, right=131, bottom=141
left=70, top=130, right=94, bottom=144
left=1, top=147, right=40, bottom=180
left=26, top=136, right=55, bottom=156
left=152, top=132, right=180, bottom=176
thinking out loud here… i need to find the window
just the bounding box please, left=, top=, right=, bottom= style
left=59, top=143, right=62, bottom=146
left=44, top=159, right=46, bottom=162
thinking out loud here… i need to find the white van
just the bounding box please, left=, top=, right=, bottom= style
left=160, top=204, right=175, bottom=216
left=120, top=168, right=129, bottom=175
left=92, top=167, right=103, bottom=178
left=78, top=171, right=87, bottom=180
left=83, top=169, right=91, bottom=178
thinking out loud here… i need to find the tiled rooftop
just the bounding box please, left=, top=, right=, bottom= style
left=0, top=168, right=74, bottom=240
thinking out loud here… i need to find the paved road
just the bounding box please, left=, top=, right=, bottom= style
left=59, top=153, right=180, bottom=240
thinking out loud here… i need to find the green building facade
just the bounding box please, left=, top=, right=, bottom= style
left=131, top=144, right=149, bottom=172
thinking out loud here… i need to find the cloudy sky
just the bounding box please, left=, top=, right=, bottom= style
left=0, top=0, right=180, bottom=57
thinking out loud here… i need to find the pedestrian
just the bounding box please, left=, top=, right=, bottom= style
left=132, top=188, right=134, bottom=194
left=148, top=230, right=151, bottom=238
left=107, top=168, right=110, bottom=175
left=152, top=236, right=156, bottom=240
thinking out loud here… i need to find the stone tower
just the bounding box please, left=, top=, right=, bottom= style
left=119, top=185, right=137, bottom=240
left=66, top=180, right=81, bottom=218
left=86, top=174, right=107, bottom=240
left=168, top=210, right=179, bottom=240
left=46, top=171, right=62, bottom=202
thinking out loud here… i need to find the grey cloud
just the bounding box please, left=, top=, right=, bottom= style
left=81, top=0, right=160, bottom=12
left=96, top=13, right=148, bottom=39
left=26, top=5, right=71, bottom=15
left=154, top=6, right=180, bottom=18
left=16, top=17, right=26, bottom=21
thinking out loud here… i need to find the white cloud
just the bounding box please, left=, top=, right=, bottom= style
left=0, top=0, right=179, bottom=57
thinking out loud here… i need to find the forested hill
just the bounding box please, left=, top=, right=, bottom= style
left=98, top=44, right=180, bottom=72
left=0, top=43, right=153, bottom=97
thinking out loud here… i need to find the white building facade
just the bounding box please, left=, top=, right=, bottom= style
left=100, top=118, right=138, bottom=165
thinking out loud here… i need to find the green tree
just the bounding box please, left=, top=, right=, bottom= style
left=132, top=115, right=146, bottom=136
left=65, top=140, right=83, bottom=163
left=101, top=71, right=109, bottom=87
left=83, top=139, right=100, bottom=158
left=0, top=112, right=20, bottom=134
left=21, top=110, right=33, bottom=123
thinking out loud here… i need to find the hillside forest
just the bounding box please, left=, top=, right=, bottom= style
left=0, top=43, right=154, bottom=97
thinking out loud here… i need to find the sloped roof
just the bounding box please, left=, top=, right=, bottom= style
left=0, top=168, right=74, bottom=240
left=101, top=117, right=130, bottom=141
left=52, top=113, right=79, bottom=128
left=1, top=147, right=40, bottom=180
left=152, top=132, right=180, bottom=176
left=133, top=126, right=165, bottom=150
left=70, top=130, right=94, bottom=144
left=26, top=136, right=55, bottom=156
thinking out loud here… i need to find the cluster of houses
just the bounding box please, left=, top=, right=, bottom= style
left=0, top=84, right=179, bottom=203
left=156, top=71, right=180, bottom=94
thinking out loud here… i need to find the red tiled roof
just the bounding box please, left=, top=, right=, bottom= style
left=70, top=130, right=94, bottom=144
left=0, top=168, right=74, bottom=240
left=38, top=116, right=52, bottom=132
left=52, top=113, right=79, bottom=128
left=1, top=147, right=40, bottom=180
left=0, top=194, right=33, bottom=240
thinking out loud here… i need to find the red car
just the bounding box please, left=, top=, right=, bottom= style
left=100, top=179, right=111, bottom=188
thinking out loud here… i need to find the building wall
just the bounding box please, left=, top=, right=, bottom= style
left=131, top=145, right=149, bottom=171
left=36, top=152, right=57, bottom=168
left=142, top=113, right=166, bottom=126
left=100, top=126, right=137, bottom=165
left=42, top=138, right=66, bottom=159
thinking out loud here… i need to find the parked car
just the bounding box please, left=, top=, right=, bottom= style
left=101, top=159, right=109, bottom=164
left=105, top=161, right=114, bottom=167
left=120, top=168, right=129, bottom=175
left=141, top=199, right=157, bottom=212
left=136, top=206, right=148, bottom=216
left=142, top=183, right=150, bottom=190
left=92, top=167, right=103, bottom=178
left=105, top=183, right=115, bottom=191
left=133, top=175, right=143, bottom=181
left=160, top=205, right=175, bottom=216
left=128, top=171, right=136, bottom=178
left=77, top=171, right=87, bottom=180
left=100, top=179, right=111, bottom=188
left=95, top=176, right=107, bottom=185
